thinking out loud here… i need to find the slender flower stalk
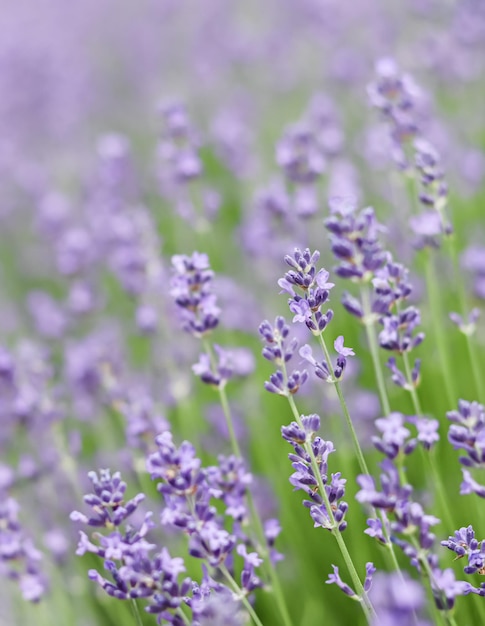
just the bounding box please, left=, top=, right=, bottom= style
left=360, top=286, right=392, bottom=417
left=170, top=254, right=293, bottom=626
left=314, top=329, right=371, bottom=478
left=276, top=249, right=411, bottom=582
left=401, top=349, right=455, bottom=533
left=282, top=375, right=375, bottom=621
left=260, top=314, right=376, bottom=621
left=201, top=337, right=243, bottom=460
left=447, top=237, right=484, bottom=403
left=210, top=372, right=293, bottom=626
left=219, top=564, right=265, bottom=626
left=130, top=599, right=144, bottom=626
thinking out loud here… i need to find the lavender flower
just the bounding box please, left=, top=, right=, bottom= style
left=192, top=345, right=255, bottom=388
left=431, top=568, right=472, bottom=611
left=299, top=336, right=354, bottom=382
left=259, top=317, right=298, bottom=365
left=0, top=493, right=46, bottom=602
left=460, top=469, right=485, bottom=498
left=88, top=545, right=192, bottom=615
left=70, top=469, right=145, bottom=528
left=326, top=562, right=375, bottom=599
left=447, top=399, right=485, bottom=469
left=413, top=138, right=448, bottom=214
left=369, top=571, right=429, bottom=626
left=259, top=317, right=308, bottom=396
left=147, top=432, right=268, bottom=596
left=356, top=459, right=412, bottom=512
left=378, top=306, right=425, bottom=354
left=276, top=123, right=326, bottom=185
left=367, top=58, right=422, bottom=167
left=441, top=525, right=485, bottom=575
left=324, top=200, right=387, bottom=282
left=282, top=415, right=348, bottom=532
left=71, top=468, right=196, bottom=621
left=278, top=248, right=334, bottom=334
left=408, top=416, right=440, bottom=451
left=387, top=357, right=421, bottom=391
left=449, top=308, right=480, bottom=336
left=372, top=413, right=417, bottom=460
left=158, top=101, right=202, bottom=184
left=170, top=252, right=220, bottom=338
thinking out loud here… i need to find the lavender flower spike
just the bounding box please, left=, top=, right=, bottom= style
left=259, top=316, right=309, bottom=396
left=278, top=248, right=334, bottom=335
left=70, top=469, right=145, bottom=528
left=170, top=252, right=220, bottom=337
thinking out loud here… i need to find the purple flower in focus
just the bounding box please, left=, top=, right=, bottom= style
left=299, top=339, right=354, bottom=382
left=278, top=248, right=334, bottom=335
left=259, top=317, right=308, bottom=396
left=282, top=422, right=348, bottom=532
left=70, top=469, right=145, bottom=528
left=441, top=525, right=485, bottom=575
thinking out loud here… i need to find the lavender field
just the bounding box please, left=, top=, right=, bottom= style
left=1, top=1, right=485, bottom=625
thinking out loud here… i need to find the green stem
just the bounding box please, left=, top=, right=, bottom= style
left=315, top=331, right=371, bottom=477
left=408, top=536, right=457, bottom=626
left=220, top=564, right=265, bottom=626
left=401, top=351, right=455, bottom=533
left=401, top=351, right=423, bottom=418
left=361, top=286, right=392, bottom=416
left=175, top=608, right=192, bottom=626
left=202, top=338, right=242, bottom=459
left=285, top=393, right=375, bottom=622
left=445, top=233, right=483, bottom=403
left=202, top=339, right=293, bottom=626
left=218, top=387, right=293, bottom=626
left=218, top=384, right=243, bottom=459
left=130, top=599, right=144, bottom=626
left=320, top=322, right=413, bottom=583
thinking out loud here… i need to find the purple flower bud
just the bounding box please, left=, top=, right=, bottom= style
left=326, top=565, right=356, bottom=597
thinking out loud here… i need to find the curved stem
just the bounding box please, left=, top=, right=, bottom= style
left=401, top=351, right=455, bottom=533
left=220, top=564, right=265, bottom=626
left=408, top=536, right=457, bottom=626
left=445, top=233, right=483, bottom=403
left=202, top=338, right=242, bottom=459
left=130, top=599, right=144, bottom=626
left=202, top=339, right=293, bottom=626
left=282, top=365, right=375, bottom=620
left=314, top=317, right=415, bottom=587
left=315, top=331, right=370, bottom=477
left=361, top=286, right=392, bottom=416
left=175, top=607, right=192, bottom=626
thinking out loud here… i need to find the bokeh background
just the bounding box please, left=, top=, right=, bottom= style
left=1, top=1, right=485, bottom=625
